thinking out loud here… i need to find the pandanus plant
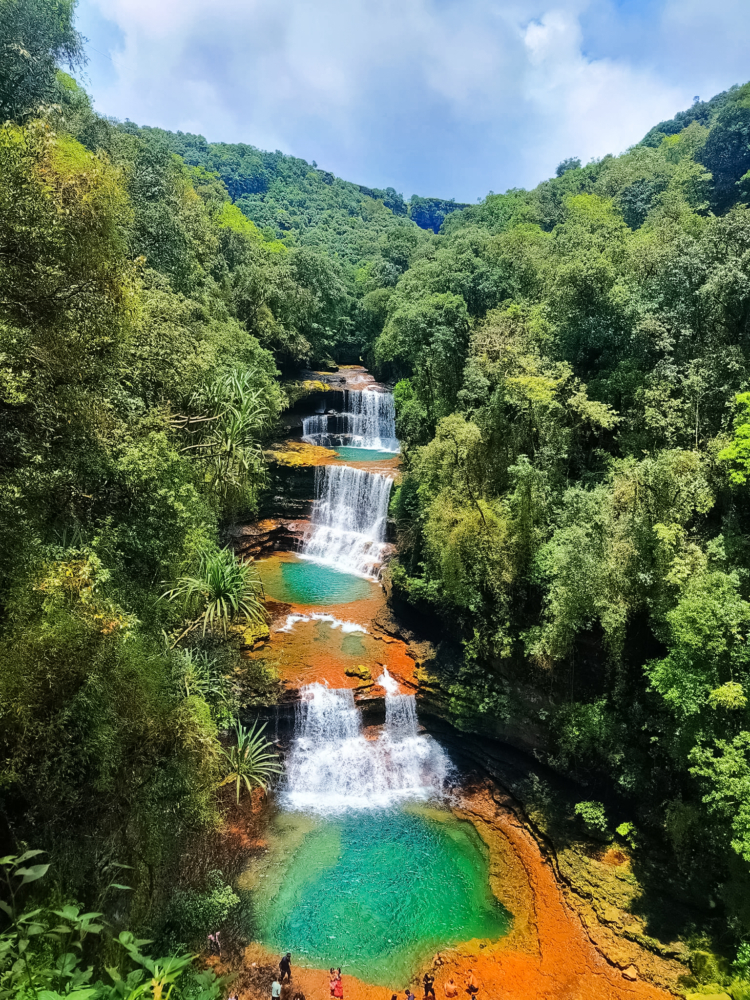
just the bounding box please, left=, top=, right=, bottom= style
left=170, top=367, right=274, bottom=499
left=218, top=721, right=281, bottom=803
left=164, top=547, right=265, bottom=646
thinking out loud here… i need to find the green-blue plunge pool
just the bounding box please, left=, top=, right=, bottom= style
left=334, top=446, right=399, bottom=463
left=257, top=554, right=375, bottom=606
left=238, top=807, right=511, bottom=986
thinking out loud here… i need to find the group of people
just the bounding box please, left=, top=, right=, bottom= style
left=269, top=951, right=481, bottom=1000
left=398, top=967, right=480, bottom=1000
left=271, top=953, right=295, bottom=998
left=439, top=969, right=480, bottom=998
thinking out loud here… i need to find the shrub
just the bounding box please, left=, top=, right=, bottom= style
left=574, top=800, right=611, bottom=841
left=164, top=870, right=239, bottom=945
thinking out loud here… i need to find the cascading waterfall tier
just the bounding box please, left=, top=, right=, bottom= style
left=281, top=680, right=450, bottom=815
left=302, top=389, right=399, bottom=452
left=301, top=464, right=392, bottom=577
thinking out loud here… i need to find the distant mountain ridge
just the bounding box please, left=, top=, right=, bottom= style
left=119, top=123, right=469, bottom=261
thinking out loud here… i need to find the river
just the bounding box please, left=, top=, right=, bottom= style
left=221, top=367, right=681, bottom=1000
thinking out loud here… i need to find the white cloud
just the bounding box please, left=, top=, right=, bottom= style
left=76, top=0, right=750, bottom=200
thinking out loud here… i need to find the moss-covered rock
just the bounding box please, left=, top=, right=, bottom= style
left=345, top=664, right=372, bottom=680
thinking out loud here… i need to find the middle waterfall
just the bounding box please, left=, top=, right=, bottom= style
left=301, top=464, right=392, bottom=577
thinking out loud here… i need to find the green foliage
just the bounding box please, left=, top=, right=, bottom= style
left=690, top=734, right=750, bottom=864
left=408, top=195, right=469, bottom=233
left=573, top=801, right=611, bottom=841
left=164, top=547, right=266, bottom=641
left=556, top=158, right=581, bottom=177
left=0, top=0, right=83, bottom=122
left=380, top=80, right=750, bottom=947
left=646, top=572, right=750, bottom=718
left=129, top=126, right=420, bottom=261
left=163, top=871, right=239, bottom=946
left=615, top=822, right=638, bottom=850
left=0, top=852, right=228, bottom=1000
left=0, top=5, right=285, bottom=937
left=719, top=393, right=750, bottom=485
left=218, top=721, right=281, bottom=803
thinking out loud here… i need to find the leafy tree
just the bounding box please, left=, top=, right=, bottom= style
left=164, top=547, right=266, bottom=642
left=556, top=157, right=581, bottom=177
left=0, top=0, right=83, bottom=122
left=719, top=392, right=750, bottom=484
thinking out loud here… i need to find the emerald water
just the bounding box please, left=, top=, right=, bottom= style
left=333, top=446, right=399, bottom=462
left=247, top=385, right=511, bottom=987
left=257, top=555, right=375, bottom=605
left=242, top=809, right=511, bottom=986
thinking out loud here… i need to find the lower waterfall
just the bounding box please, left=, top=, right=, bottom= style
left=301, top=463, right=392, bottom=577
left=280, top=680, right=451, bottom=814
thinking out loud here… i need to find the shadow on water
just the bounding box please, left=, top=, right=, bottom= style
left=419, top=713, right=716, bottom=948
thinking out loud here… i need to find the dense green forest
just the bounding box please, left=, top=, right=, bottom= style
left=383, top=79, right=750, bottom=975
left=128, top=125, right=469, bottom=252
left=5, top=0, right=750, bottom=995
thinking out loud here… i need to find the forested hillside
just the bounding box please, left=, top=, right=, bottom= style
left=381, top=79, right=750, bottom=963
left=123, top=124, right=468, bottom=255
left=5, top=0, right=750, bottom=992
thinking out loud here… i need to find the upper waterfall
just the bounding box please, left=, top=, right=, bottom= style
left=303, top=389, right=399, bottom=452
left=280, top=682, right=450, bottom=815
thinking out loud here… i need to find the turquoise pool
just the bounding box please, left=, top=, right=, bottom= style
left=240, top=808, right=511, bottom=986
left=257, top=555, right=376, bottom=606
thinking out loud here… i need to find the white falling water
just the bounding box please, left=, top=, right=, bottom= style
left=276, top=612, right=368, bottom=634
left=302, top=390, right=399, bottom=452
left=281, top=683, right=450, bottom=815
left=301, top=464, right=392, bottom=578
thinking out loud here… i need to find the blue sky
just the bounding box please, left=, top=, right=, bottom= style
left=74, top=0, right=750, bottom=203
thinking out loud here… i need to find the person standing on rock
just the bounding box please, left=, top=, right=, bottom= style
left=423, top=972, right=436, bottom=999
left=280, top=952, right=292, bottom=983
left=333, top=969, right=344, bottom=999
left=465, top=970, right=479, bottom=996
left=271, top=977, right=282, bottom=1000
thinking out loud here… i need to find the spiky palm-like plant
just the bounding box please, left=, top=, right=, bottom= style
left=171, top=367, right=275, bottom=500
left=164, top=547, right=265, bottom=645
left=218, top=721, right=281, bottom=803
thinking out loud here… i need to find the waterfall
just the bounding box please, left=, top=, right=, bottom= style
left=301, top=464, right=392, bottom=577
left=302, top=389, right=399, bottom=452
left=281, top=683, right=450, bottom=815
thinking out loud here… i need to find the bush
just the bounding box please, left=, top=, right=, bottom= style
left=574, top=800, right=611, bottom=841
left=164, top=870, right=239, bottom=945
